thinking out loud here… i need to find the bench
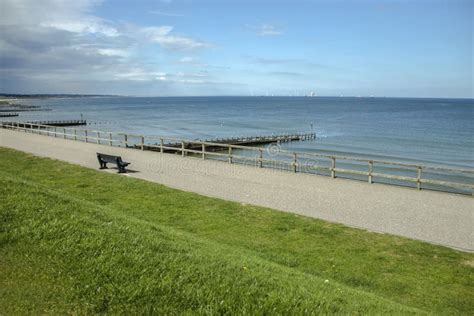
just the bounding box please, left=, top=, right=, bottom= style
left=97, top=153, right=130, bottom=173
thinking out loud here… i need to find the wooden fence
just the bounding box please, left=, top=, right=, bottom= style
left=2, top=121, right=473, bottom=195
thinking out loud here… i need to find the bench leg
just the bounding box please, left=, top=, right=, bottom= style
left=99, top=162, right=107, bottom=169
left=117, top=164, right=127, bottom=173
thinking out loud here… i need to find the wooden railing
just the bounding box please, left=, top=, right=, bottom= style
left=2, top=121, right=473, bottom=195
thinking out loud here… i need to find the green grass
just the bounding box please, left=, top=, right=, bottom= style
left=0, top=147, right=473, bottom=314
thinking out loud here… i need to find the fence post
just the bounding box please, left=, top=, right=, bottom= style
left=63, top=128, right=66, bottom=139
left=417, top=167, right=422, bottom=190
left=124, top=134, right=128, bottom=147
left=368, top=161, right=373, bottom=184
left=97, top=132, right=100, bottom=144
left=331, top=157, right=336, bottom=178
left=293, top=153, right=297, bottom=173
left=181, top=141, right=185, bottom=157
left=109, top=133, right=112, bottom=146
left=228, top=146, right=233, bottom=164
left=160, top=138, right=164, bottom=153
left=54, top=127, right=57, bottom=138
left=74, top=129, right=77, bottom=141
left=258, top=148, right=263, bottom=168
left=141, top=136, right=145, bottom=150
left=85, top=130, right=88, bottom=143
left=202, top=143, right=205, bottom=159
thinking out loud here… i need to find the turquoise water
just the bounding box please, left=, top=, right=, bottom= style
left=12, top=96, right=474, bottom=169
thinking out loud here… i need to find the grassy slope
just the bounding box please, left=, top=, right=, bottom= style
left=0, top=148, right=472, bottom=314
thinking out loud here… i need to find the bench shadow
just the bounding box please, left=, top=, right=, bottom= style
left=124, top=169, right=139, bottom=174
left=100, top=167, right=139, bottom=174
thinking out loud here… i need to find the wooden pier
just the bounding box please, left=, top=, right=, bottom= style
left=142, top=132, right=316, bottom=153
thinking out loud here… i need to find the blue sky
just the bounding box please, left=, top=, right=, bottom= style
left=1, top=0, right=472, bottom=97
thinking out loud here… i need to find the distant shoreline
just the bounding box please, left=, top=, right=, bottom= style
left=0, top=94, right=472, bottom=100
left=0, top=95, right=121, bottom=106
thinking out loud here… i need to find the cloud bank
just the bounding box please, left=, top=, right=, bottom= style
left=0, top=0, right=212, bottom=94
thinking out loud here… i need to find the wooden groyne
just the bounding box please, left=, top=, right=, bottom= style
left=1, top=120, right=87, bottom=127
left=142, top=132, right=316, bottom=153
left=29, top=120, right=87, bottom=127
left=0, top=108, right=52, bottom=112
left=0, top=113, right=19, bottom=117
left=7, top=104, right=41, bottom=109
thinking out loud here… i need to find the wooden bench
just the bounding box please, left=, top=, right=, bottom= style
left=97, top=153, right=130, bottom=173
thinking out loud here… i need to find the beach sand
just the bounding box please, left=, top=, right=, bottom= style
left=1, top=128, right=473, bottom=251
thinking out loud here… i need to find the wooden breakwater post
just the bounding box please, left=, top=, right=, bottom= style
left=292, top=153, right=297, bottom=173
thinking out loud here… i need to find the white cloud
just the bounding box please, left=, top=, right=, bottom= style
left=96, top=48, right=129, bottom=57
left=0, top=0, right=102, bottom=26
left=0, top=0, right=215, bottom=93
left=152, top=35, right=209, bottom=50
left=114, top=69, right=168, bottom=81
left=142, top=26, right=210, bottom=50
left=257, top=24, right=283, bottom=36
left=41, top=19, right=119, bottom=37
left=176, top=72, right=207, bottom=78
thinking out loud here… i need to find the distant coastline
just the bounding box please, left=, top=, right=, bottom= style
left=0, top=94, right=472, bottom=100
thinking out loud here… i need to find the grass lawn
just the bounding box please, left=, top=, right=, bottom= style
left=0, top=147, right=473, bottom=314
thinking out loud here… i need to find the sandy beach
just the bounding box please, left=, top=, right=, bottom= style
left=1, top=128, right=473, bottom=251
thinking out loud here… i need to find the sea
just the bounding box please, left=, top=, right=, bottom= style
left=12, top=96, right=473, bottom=169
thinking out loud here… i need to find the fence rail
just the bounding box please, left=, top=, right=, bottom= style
left=1, top=121, right=473, bottom=195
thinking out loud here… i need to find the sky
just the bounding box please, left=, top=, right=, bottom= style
left=0, top=0, right=472, bottom=97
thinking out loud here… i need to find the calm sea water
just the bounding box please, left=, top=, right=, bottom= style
left=13, top=96, right=474, bottom=169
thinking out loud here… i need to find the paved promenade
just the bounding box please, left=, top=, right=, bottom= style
left=1, top=128, right=473, bottom=251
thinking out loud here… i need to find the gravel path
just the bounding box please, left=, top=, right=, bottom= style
left=1, top=128, right=473, bottom=251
